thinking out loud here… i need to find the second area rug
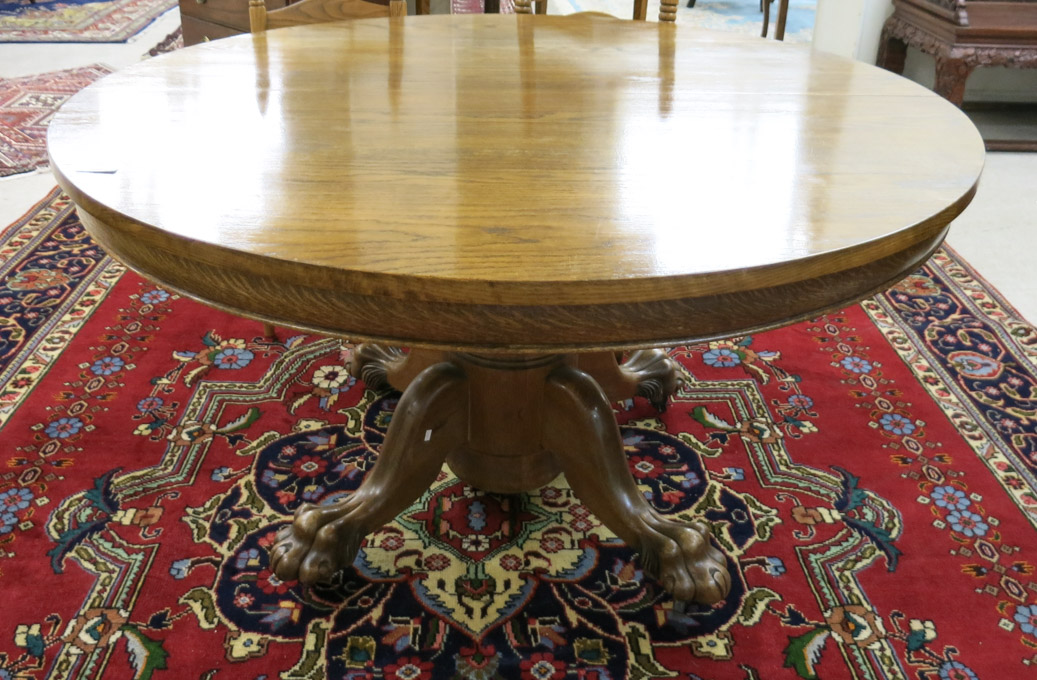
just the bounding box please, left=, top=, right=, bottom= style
left=0, top=65, right=112, bottom=177
left=0, top=0, right=175, bottom=42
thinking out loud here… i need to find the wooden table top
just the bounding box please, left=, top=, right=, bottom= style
left=49, top=14, right=985, bottom=351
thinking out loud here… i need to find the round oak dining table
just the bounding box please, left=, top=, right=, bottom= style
left=48, top=14, right=985, bottom=605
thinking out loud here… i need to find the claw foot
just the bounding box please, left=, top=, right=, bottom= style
left=638, top=517, right=731, bottom=605
left=348, top=344, right=407, bottom=391
left=624, top=350, right=683, bottom=411
left=269, top=498, right=366, bottom=585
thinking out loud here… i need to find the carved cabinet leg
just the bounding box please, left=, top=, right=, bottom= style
left=876, top=26, right=908, bottom=75
left=934, top=56, right=974, bottom=107
left=543, top=363, right=731, bottom=605
left=578, top=349, right=683, bottom=411
left=270, top=361, right=468, bottom=584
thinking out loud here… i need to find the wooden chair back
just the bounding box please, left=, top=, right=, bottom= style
left=513, top=0, right=678, bottom=22
left=249, top=0, right=406, bottom=33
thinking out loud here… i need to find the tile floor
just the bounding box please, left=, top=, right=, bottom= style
left=1, top=5, right=1034, bottom=323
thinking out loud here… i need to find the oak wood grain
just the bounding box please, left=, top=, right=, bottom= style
left=49, top=15, right=985, bottom=352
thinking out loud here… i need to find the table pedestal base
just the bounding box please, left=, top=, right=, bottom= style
left=269, top=347, right=731, bottom=605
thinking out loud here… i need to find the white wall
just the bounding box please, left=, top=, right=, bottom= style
left=814, top=0, right=1037, bottom=103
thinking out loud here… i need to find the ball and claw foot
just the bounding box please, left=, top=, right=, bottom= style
left=269, top=498, right=366, bottom=584
left=639, top=517, right=731, bottom=605
left=544, top=362, right=728, bottom=604
left=269, top=361, right=467, bottom=585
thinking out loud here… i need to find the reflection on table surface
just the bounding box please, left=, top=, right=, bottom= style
left=50, top=15, right=983, bottom=295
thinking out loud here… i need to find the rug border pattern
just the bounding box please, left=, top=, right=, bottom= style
left=0, top=189, right=123, bottom=430
left=864, top=247, right=1037, bottom=529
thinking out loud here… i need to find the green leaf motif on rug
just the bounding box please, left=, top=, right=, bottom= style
left=47, top=468, right=122, bottom=574
left=215, top=407, right=262, bottom=435
left=738, top=587, right=781, bottom=626
left=623, top=623, right=677, bottom=679
left=121, top=625, right=168, bottom=680
left=281, top=619, right=331, bottom=680
left=179, top=588, right=219, bottom=631
left=783, top=626, right=830, bottom=680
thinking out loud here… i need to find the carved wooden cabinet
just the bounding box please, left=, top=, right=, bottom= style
left=179, top=0, right=291, bottom=45
left=877, top=1, right=1037, bottom=105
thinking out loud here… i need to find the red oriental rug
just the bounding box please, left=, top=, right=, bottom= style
left=0, top=65, right=112, bottom=178
left=1, top=188, right=1037, bottom=680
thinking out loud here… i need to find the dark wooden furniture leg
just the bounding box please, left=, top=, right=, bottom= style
left=934, top=56, right=974, bottom=106
left=876, top=26, right=908, bottom=74
left=270, top=347, right=731, bottom=605
left=775, top=0, right=789, bottom=40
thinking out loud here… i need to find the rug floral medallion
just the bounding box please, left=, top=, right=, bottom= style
left=1, top=189, right=1037, bottom=679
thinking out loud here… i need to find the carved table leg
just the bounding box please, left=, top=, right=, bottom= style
left=577, top=349, right=683, bottom=411
left=271, top=349, right=726, bottom=603
left=270, top=361, right=468, bottom=584
left=544, top=363, right=731, bottom=604
left=349, top=344, right=444, bottom=392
